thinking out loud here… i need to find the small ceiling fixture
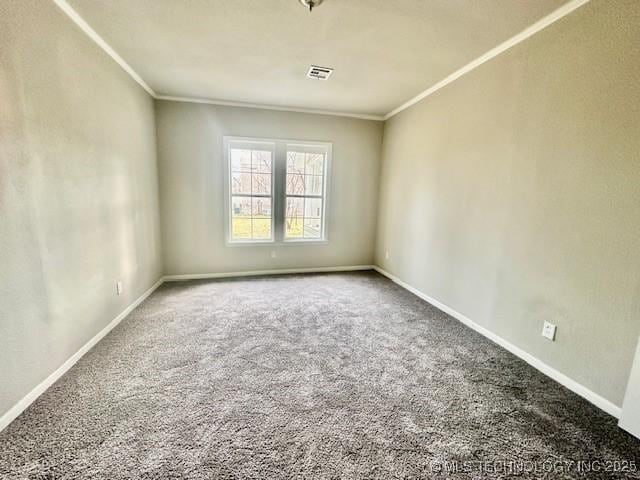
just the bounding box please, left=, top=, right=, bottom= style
left=307, top=65, right=333, bottom=80
left=299, top=0, right=324, bottom=12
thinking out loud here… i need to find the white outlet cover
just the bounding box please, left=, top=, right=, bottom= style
left=116, top=281, right=123, bottom=295
left=542, top=321, right=556, bottom=341
left=271, top=251, right=277, bottom=258
left=385, top=251, right=389, bottom=260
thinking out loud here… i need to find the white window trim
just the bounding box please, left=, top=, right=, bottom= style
left=223, top=136, right=331, bottom=246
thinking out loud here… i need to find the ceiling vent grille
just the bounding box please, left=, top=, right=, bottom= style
left=307, top=65, right=333, bottom=80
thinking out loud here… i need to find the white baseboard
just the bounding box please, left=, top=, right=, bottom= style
left=163, top=265, right=375, bottom=281
left=4, top=264, right=617, bottom=434
left=0, top=278, right=164, bottom=433
left=372, top=266, right=622, bottom=418
left=1, top=265, right=376, bottom=432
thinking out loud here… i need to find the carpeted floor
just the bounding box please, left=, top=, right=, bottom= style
left=0, top=271, right=638, bottom=479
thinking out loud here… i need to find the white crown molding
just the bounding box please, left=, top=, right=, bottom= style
left=155, top=95, right=384, bottom=121
left=52, top=0, right=156, bottom=97
left=51, top=0, right=383, bottom=121
left=54, top=0, right=588, bottom=121
left=372, top=266, right=622, bottom=418
left=384, top=0, right=591, bottom=120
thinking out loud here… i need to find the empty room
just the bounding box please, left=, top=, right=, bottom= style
left=1, top=0, right=639, bottom=478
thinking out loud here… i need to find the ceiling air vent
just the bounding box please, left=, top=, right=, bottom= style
left=307, top=65, right=333, bottom=80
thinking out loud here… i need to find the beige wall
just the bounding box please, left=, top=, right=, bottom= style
left=156, top=100, right=383, bottom=275
left=376, top=0, right=640, bottom=407
left=3, top=0, right=638, bottom=422
left=0, top=0, right=162, bottom=416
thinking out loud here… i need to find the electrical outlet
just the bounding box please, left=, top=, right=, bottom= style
left=542, top=321, right=556, bottom=341
left=385, top=250, right=389, bottom=260
left=116, top=281, right=123, bottom=295
left=271, top=251, right=277, bottom=259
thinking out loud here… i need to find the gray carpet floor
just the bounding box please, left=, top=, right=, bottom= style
left=0, top=271, right=638, bottom=479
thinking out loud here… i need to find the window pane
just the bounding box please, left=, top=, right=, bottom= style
left=252, top=197, right=271, bottom=217
left=231, top=171, right=251, bottom=194
left=252, top=219, right=271, bottom=239
left=285, top=216, right=303, bottom=238
left=285, top=197, right=304, bottom=239
left=231, top=196, right=251, bottom=217
left=231, top=149, right=252, bottom=172
left=287, top=151, right=305, bottom=174
left=303, top=218, right=322, bottom=239
left=304, top=175, right=323, bottom=196
left=285, top=197, right=304, bottom=218
left=305, top=153, right=324, bottom=176
left=229, top=144, right=274, bottom=242
left=252, top=173, right=271, bottom=195
left=231, top=218, right=251, bottom=239
left=252, top=150, right=272, bottom=173
left=286, top=173, right=304, bottom=195
left=304, top=198, right=322, bottom=219
left=231, top=198, right=272, bottom=241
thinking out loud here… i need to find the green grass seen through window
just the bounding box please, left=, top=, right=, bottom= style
left=231, top=217, right=309, bottom=240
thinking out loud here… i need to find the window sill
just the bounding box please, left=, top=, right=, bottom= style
left=282, top=239, right=328, bottom=245
left=226, top=239, right=328, bottom=247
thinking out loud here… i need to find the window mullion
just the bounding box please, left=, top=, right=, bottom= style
left=285, top=194, right=323, bottom=199
left=231, top=194, right=271, bottom=198
left=273, top=142, right=286, bottom=243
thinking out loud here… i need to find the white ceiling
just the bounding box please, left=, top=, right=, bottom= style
left=66, top=0, right=570, bottom=117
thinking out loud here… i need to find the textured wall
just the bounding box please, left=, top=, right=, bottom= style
left=376, top=0, right=640, bottom=406
left=0, top=0, right=162, bottom=416
left=156, top=100, right=383, bottom=275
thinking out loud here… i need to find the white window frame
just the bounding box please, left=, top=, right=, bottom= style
left=223, top=136, right=331, bottom=246
left=223, top=138, right=276, bottom=245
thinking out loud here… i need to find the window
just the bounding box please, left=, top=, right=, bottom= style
left=224, top=137, right=330, bottom=244
left=285, top=146, right=326, bottom=240
left=227, top=140, right=275, bottom=242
